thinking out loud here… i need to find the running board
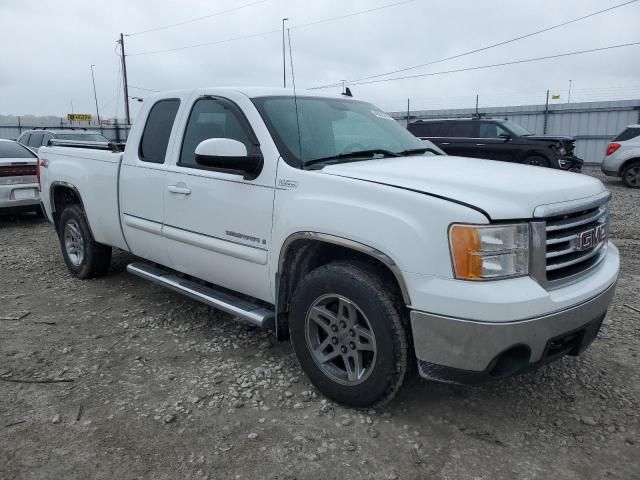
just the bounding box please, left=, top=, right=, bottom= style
left=126, top=262, right=275, bottom=329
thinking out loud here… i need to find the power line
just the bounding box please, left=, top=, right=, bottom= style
left=128, top=0, right=421, bottom=56
left=126, top=0, right=270, bottom=37
left=317, top=42, right=640, bottom=88
left=312, top=0, right=640, bottom=89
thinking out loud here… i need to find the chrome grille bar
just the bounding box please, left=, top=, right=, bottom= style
left=532, top=194, right=610, bottom=289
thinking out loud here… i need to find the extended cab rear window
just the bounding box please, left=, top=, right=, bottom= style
left=138, top=99, right=181, bottom=163
left=614, top=127, right=640, bottom=142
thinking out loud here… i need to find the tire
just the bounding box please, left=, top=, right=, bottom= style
left=621, top=160, right=640, bottom=188
left=524, top=155, right=550, bottom=168
left=58, top=204, right=112, bottom=279
left=289, top=262, right=409, bottom=407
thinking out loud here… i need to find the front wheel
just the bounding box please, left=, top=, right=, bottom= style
left=621, top=161, right=640, bottom=188
left=289, top=262, right=409, bottom=407
left=58, top=205, right=112, bottom=279
left=524, top=155, right=550, bottom=168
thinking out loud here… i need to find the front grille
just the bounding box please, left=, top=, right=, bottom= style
left=543, top=202, right=609, bottom=284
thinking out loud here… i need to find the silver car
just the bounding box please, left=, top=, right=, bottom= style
left=0, top=139, right=41, bottom=213
left=601, top=124, right=640, bottom=188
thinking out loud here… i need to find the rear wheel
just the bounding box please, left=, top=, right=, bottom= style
left=289, top=262, right=409, bottom=407
left=524, top=155, right=550, bottom=168
left=58, top=205, right=111, bottom=279
left=621, top=161, right=640, bottom=188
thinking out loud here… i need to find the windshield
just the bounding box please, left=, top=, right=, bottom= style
left=56, top=133, right=110, bottom=142
left=252, top=96, right=425, bottom=166
left=501, top=120, right=533, bottom=137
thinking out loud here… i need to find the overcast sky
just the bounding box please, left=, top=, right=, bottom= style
left=1, top=0, right=639, bottom=119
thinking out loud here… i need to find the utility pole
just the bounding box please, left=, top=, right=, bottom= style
left=406, top=98, right=410, bottom=127
left=475, top=94, right=479, bottom=117
left=90, top=65, right=101, bottom=128
left=119, top=33, right=131, bottom=126
left=543, top=89, right=550, bottom=134
left=568, top=79, right=573, bottom=104
left=282, top=18, right=288, bottom=88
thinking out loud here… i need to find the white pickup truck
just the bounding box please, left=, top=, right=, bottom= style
left=38, top=88, right=619, bottom=406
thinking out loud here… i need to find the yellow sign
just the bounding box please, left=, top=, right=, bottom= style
left=67, top=114, right=92, bottom=122
left=551, top=94, right=561, bottom=100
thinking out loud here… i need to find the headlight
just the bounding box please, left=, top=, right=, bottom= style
left=559, top=146, right=567, bottom=156
left=449, top=224, right=529, bottom=280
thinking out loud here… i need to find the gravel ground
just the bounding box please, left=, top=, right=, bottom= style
left=1, top=169, right=638, bottom=480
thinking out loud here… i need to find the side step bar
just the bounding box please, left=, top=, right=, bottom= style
left=126, top=262, right=275, bottom=329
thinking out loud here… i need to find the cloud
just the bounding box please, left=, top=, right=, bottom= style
left=0, top=0, right=638, bottom=117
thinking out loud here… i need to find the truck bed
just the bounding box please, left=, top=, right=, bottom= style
left=39, top=145, right=128, bottom=251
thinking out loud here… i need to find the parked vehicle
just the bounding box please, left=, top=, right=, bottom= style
left=38, top=88, right=619, bottom=407
left=0, top=139, right=40, bottom=213
left=408, top=117, right=583, bottom=171
left=601, top=124, right=640, bottom=188
left=17, top=129, right=110, bottom=153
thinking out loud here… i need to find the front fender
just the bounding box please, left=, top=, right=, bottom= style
left=270, top=163, right=488, bottom=304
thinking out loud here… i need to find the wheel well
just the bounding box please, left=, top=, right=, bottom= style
left=51, top=185, right=83, bottom=230
left=523, top=151, right=550, bottom=163
left=620, top=157, right=640, bottom=173
left=276, top=238, right=408, bottom=338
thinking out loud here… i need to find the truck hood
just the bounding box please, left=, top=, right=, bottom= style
left=321, top=155, right=606, bottom=220
left=523, top=135, right=575, bottom=142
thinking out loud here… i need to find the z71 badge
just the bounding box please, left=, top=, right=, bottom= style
left=277, top=179, right=298, bottom=189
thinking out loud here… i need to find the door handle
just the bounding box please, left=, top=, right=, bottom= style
left=441, top=142, right=450, bottom=145
left=167, top=185, right=191, bottom=195
left=475, top=143, right=486, bottom=146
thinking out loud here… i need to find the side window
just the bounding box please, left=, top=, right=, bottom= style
left=409, top=122, right=443, bottom=137
left=478, top=122, right=509, bottom=138
left=28, top=133, right=44, bottom=147
left=447, top=122, right=474, bottom=138
left=138, top=99, right=181, bottom=163
left=614, top=127, right=640, bottom=142
left=18, top=133, right=30, bottom=146
left=179, top=97, right=255, bottom=168
left=42, top=133, right=54, bottom=146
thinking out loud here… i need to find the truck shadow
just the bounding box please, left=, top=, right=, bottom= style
left=0, top=211, right=46, bottom=227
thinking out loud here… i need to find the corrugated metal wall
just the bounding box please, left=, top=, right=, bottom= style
left=391, top=99, right=640, bottom=165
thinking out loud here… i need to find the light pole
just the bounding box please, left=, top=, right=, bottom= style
left=282, top=18, right=289, bottom=88
left=90, top=65, right=101, bottom=127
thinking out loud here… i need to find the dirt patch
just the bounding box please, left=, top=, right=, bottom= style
left=1, top=169, right=638, bottom=479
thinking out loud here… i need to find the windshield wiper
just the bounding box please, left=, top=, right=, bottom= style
left=396, top=147, right=438, bottom=156
left=304, top=149, right=400, bottom=167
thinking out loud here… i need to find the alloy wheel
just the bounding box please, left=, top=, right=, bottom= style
left=305, top=294, right=377, bottom=386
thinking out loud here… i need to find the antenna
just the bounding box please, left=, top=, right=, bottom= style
left=287, top=27, right=303, bottom=161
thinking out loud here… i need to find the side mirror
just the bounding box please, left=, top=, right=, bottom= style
left=499, top=133, right=512, bottom=142
left=195, top=138, right=262, bottom=179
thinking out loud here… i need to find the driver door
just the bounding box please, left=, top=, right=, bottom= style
left=162, top=95, right=276, bottom=302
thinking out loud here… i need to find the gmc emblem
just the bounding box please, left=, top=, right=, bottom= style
left=578, top=223, right=607, bottom=251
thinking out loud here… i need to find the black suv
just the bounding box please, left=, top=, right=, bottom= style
left=408, top=118, right=583, bottom=171
left=17, top=129, right=109, bottom=153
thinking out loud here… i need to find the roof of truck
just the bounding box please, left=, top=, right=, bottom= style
left=151, top=86, right=355, bottom=100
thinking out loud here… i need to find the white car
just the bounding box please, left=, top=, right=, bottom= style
left=0, top=139, right=40, bottom=213
left=37, top=88, right=619, bottom=406
left=602, top=124, right=640, bottom=188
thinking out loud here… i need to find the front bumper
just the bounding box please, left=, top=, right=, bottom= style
left=557, top=156, right=583, bottom=172
left=0, top=183, right=40, bottom=211
left=411, top=280, right=617, bottom=383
